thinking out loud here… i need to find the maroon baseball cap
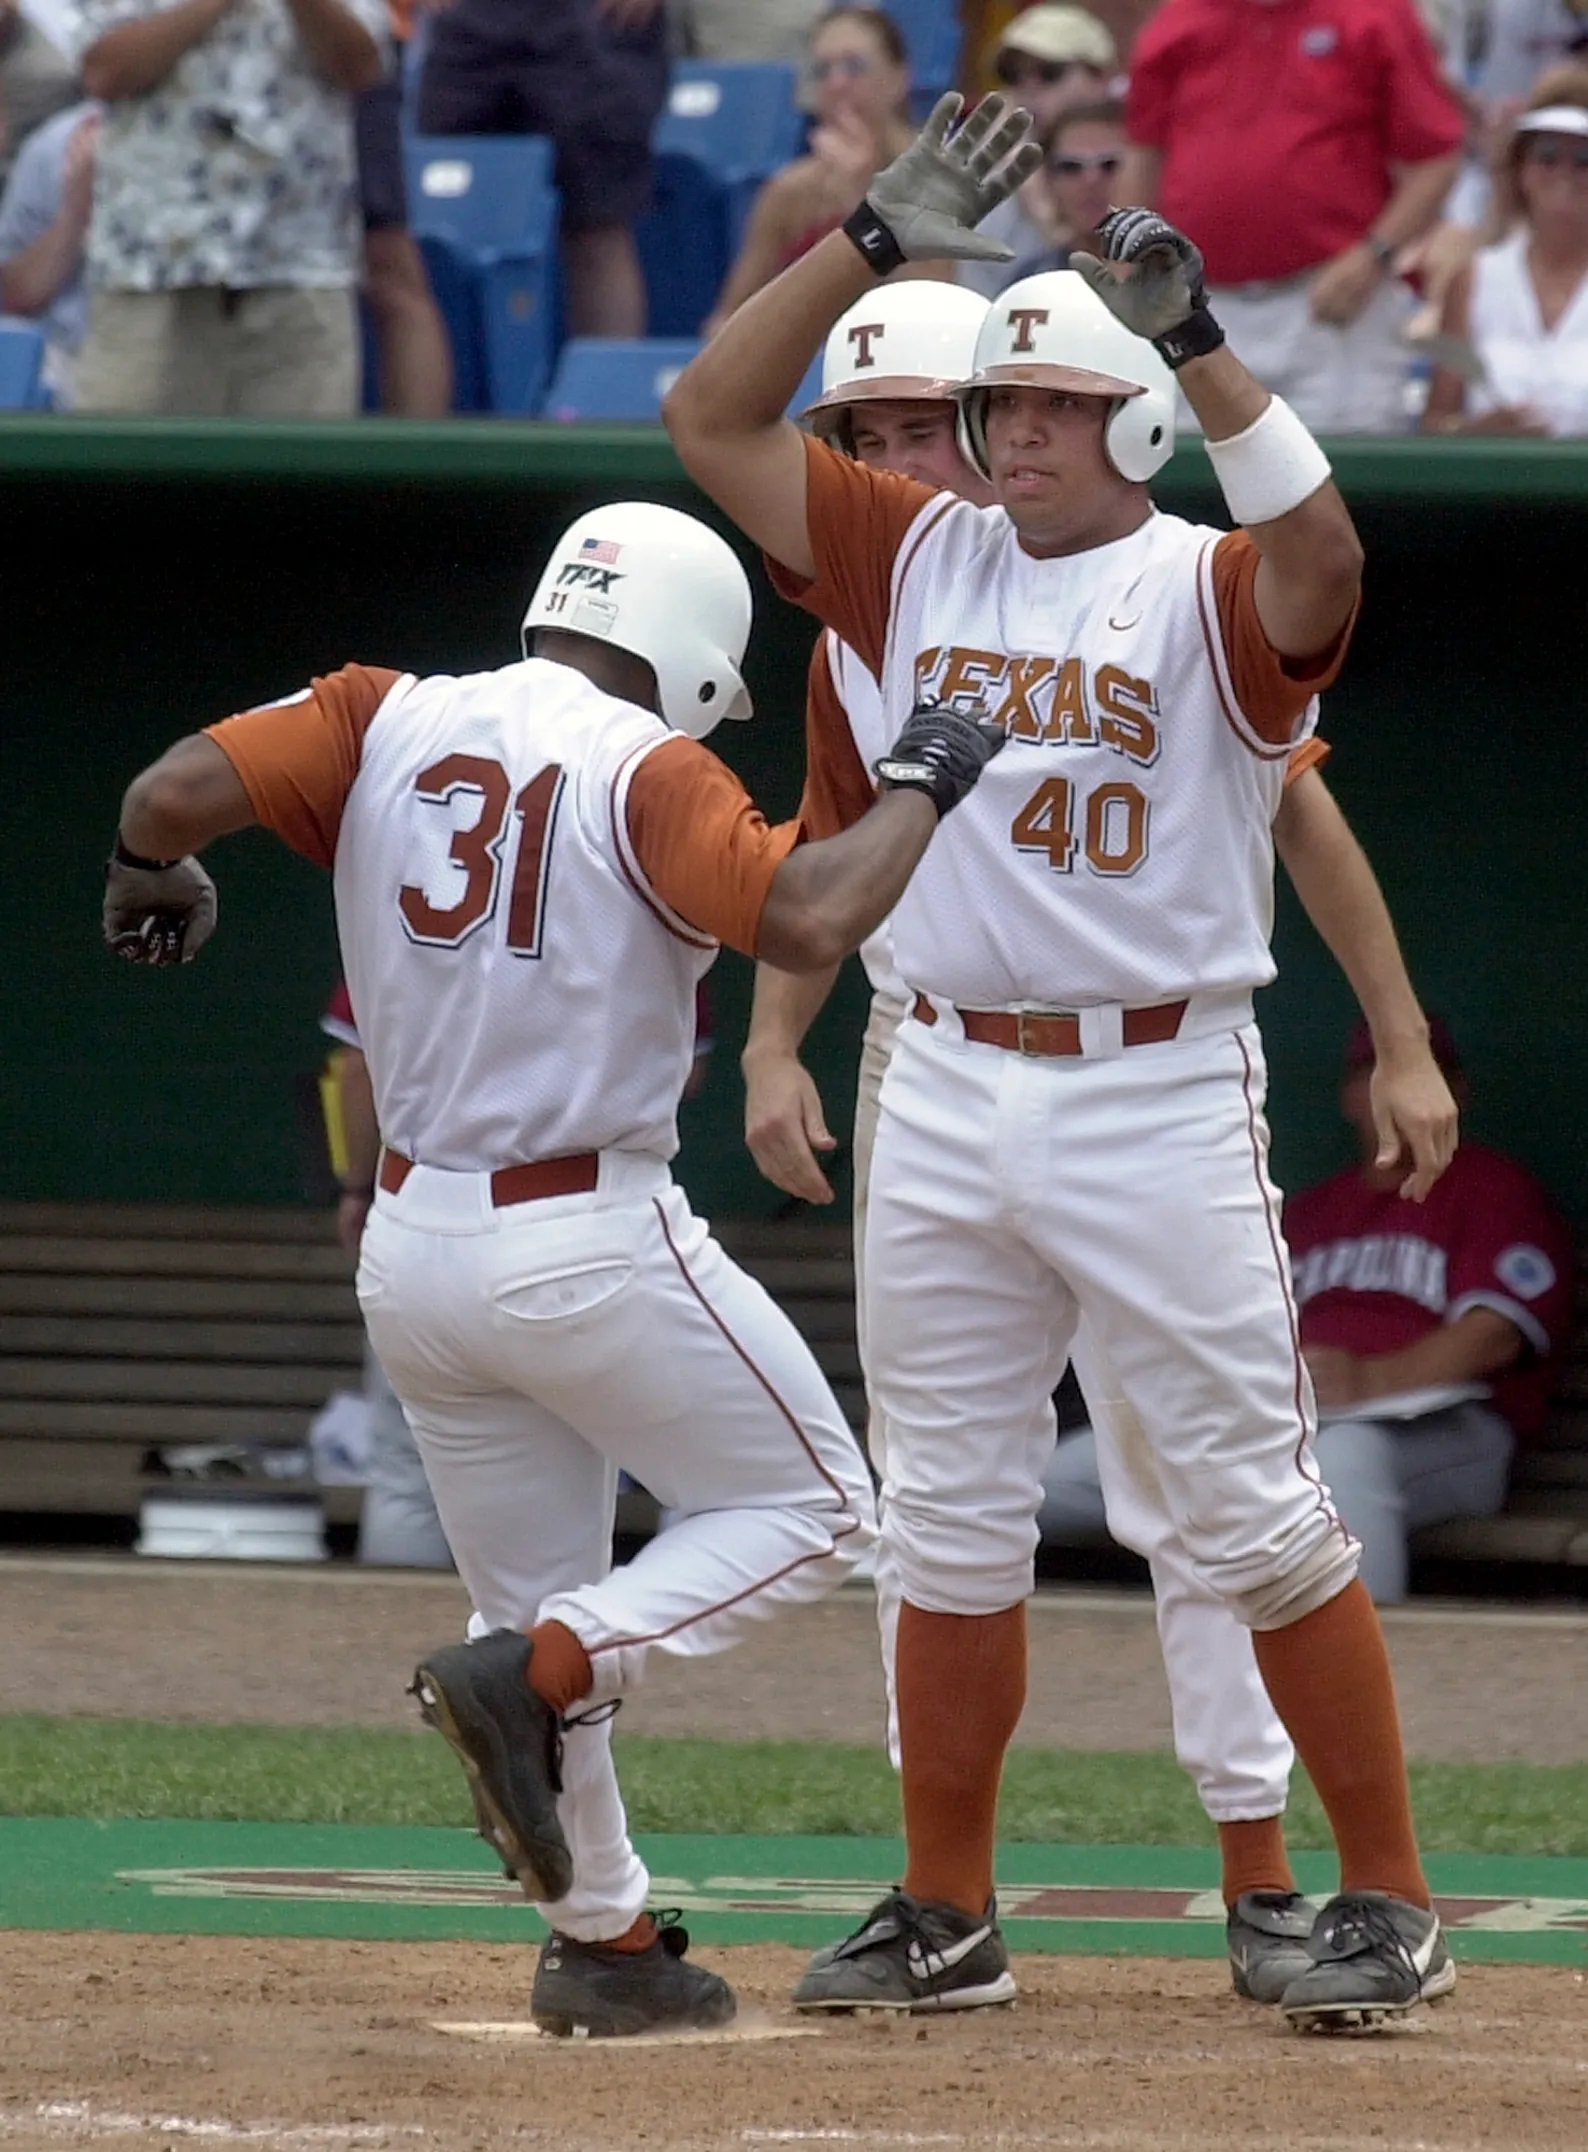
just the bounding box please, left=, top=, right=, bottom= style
left=1345, top=1016, right=1462, bottom=1076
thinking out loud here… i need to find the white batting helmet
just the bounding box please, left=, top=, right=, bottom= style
left=803, top=281, right=991, bottom=442
left=956, top=270, right=1176, bottom=485
left=521, top=501, right=752, bottom=740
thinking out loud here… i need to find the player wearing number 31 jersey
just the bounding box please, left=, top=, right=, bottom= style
left=102, top=500, right=1009, bottom=2040
left=668, top=90, right=1454, bottom=2028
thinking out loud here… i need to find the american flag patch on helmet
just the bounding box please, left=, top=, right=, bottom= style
left=580, top=537, right=622, bottom=564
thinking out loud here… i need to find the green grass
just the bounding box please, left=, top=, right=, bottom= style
left=2, top=1715, right=1586, bottom=1855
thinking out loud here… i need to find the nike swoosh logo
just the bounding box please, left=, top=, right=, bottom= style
left=1409, top=1919, right=1441, bottom=1977
left=905, top=1924, right=991, bottom=1981
left=1108, top=612, right=1141, bottom=631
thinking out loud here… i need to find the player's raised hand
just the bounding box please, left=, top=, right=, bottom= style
left=1370, top=1042, right=1459, bottom=1202
left=852, top=93, right=1042, bottom=269
left=103, top=847, right=218, bottom=966
left=874, top=700, right=1006, bottom=818
left=1071, top=208, right=1222, bottom=363
left=744, top=1053, right=839, bottom=1206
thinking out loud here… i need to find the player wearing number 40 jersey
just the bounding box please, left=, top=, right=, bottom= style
left=102, top=499, right=1010, bottom=2040
left=668, top=90, right=1459, bottom=2030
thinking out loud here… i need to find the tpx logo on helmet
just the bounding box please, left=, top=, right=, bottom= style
left=847, top=321, right=886, bottom=369
left=1006, top=306, right=1051, bottom=355
left=556, top=561, right=625, bottom=594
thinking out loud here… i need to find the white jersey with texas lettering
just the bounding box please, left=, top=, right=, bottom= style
left=335, top=658, right=714, bottom=1171
left=877, top=503, right=1313, bottom=1010
left=822, top=630, right=908, bottom=1012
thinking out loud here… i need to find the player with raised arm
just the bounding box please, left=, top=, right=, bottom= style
left=102, top=500, right=1005, bottom=2040
left=743, top=277, right=1458, bottom=2008
left=666, top=94, right=1455, bottom=2028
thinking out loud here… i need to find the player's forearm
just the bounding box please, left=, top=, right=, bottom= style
left=82, top=0, right=231, bottom=99
left=118, top=735, right=257, bottom=859
left=667, top=230, right=876, bottom=449
left=283, top=0, right=383, bottom=93
left=756, top=791, right=936, bottom=973
left=742, top=960, right=841, bottom=1069
left=1178, top=344, right=1362, bottom=655
left=337, top=1048, right=382, bottom=1187
left=1356, top=1309, right=1522, bottom=1400
left=1274, top=779, right=1429, bottom=1059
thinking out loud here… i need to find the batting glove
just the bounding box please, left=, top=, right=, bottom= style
left=103, top=841, right=218, bottom=966
left=845, top=93, right=1042, bottom=275
left=1070, top=207, right=1226, bottom=371
left=874, top=701, right=1007, bottom=819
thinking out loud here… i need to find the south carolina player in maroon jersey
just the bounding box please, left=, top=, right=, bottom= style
left=1289, top=1020, right=1574, bottom=1601
left=102, top=498, right=1006, bottom=2040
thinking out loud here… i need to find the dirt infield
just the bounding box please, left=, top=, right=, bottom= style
left=0, top=1933, right=1583, bottom=2152
left=2, top=1557, right=1586, bottom=2151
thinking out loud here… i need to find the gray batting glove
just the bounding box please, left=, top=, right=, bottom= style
left=1070, top=207, right=1226, bottom=369
left=845, top=93, right=1042, bottom=273
left=103, top=851, right=218, bottom=967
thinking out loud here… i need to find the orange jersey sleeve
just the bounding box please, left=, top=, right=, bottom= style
left=763, top=433, right=944, bottom=678
left=1210, top=532, right=1357, bottom=748
left=204, top=664, right=401, bottom=869
left=623, top=735, right=802, bottom=959
left=797, top=637, right=877, bottom=841
left=1284, top=735, right=1331, bottom=785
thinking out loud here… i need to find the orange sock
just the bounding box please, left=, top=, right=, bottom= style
left=1217, top=1815, right=1297, bottom=1907
left=897, top=1600, right=1026, bottom=1919
left=525, top=1620, right=593, bottom=1715
left=597, top=1912, right=657, bottom=1954
left=1252, top=1579, right=1429, bottom=1908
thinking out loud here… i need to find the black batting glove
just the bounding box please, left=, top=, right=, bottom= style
left=874, top=701, right=1007, bottom=819
left=1070, top=207, right=1226, bottom=371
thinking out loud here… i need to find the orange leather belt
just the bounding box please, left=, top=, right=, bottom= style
left=378, top=1149, right=600, bottom=1205
left=911, top=992, right=1188, bottom=1058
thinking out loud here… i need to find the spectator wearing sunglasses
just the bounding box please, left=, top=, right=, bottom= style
left=1002, top=98, right=1127, bottom=286
left=705, top=6, right=929, bottom=335
left=1124, top=0, right=1464, bottom=432
left=958, top=4, right=1117, bottom=297
left=1423, top=81, right=1588, bottom=434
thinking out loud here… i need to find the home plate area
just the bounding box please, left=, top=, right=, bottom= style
left=1, top=1825, right=1584, bottom=2152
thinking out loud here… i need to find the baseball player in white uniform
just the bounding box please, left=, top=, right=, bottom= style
left=668, top=93, right=1456, bottom=2028
left=101, top=499, right=1008, bottom=2039
left=741, top=280, right=1458, bottom=2008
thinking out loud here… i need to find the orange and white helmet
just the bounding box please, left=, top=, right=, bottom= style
left=521, top=502, right=752, bottom=740
left=956, top=269, right=1176, bottom=485
left=803, top=281, right=991, bottom=445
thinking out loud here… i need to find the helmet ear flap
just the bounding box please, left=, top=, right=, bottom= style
left=956, top=389, right=991, bottom=481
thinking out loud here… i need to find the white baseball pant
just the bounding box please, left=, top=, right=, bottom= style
left=856, top=992, right=1297, bottom=1816
left=357, top=1150, right=876, bottom=1940
left=863, top=1004, right=1358, bottom=1640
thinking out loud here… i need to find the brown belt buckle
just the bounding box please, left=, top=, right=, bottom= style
left=1016, top=1009, right=1075, bottom=1056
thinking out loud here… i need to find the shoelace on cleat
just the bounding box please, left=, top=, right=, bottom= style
left=1318, top=1894, right=1423, bottom=1987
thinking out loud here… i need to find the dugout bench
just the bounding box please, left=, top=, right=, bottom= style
left=0, top=1202, right=1583, bottom=1592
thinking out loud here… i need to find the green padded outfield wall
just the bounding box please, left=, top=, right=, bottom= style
left=5, top=420, right=1586, bottom=1225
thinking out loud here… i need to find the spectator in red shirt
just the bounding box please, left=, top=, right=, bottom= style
left=1286, top=1020, right=1575, bottom=1600
left=1124, top=0, right=1465, bottom=431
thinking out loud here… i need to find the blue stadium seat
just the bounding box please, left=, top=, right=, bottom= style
left=880, top=0, right=961, bottom=108
left=404, top=135, right=559, bottom=413
left=543, top=338, right=702, bottom=423
left=0, top=320, right=46, bottom=409
left=654, top=60, right=803, bottom=182
left=640, top=61, right=804, bottom=336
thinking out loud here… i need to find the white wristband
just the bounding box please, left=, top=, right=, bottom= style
left=1203, top=395, right=1332, bottom=527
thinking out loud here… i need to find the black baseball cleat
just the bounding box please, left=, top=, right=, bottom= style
left=792, top=1889, right=1017, bottom=2012
left=1226, top=1890, right=1317, bottom=2004
left=531, top=1913, right=737, bottom=2038
left=1281, top=1890, right=1456, bottom=2031
left=409, top=1629, right=573, bottom=1903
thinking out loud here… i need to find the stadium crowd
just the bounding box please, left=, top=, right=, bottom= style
left=0, top=0, right=1584, bottom=421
